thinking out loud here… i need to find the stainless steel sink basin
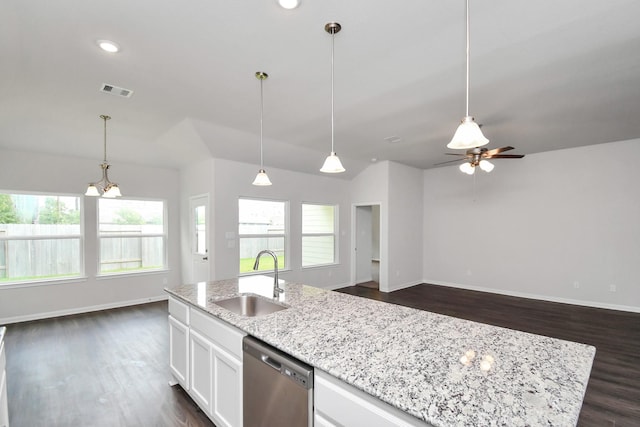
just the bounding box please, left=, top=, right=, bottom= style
left=212, top=295, right=287, bottom=317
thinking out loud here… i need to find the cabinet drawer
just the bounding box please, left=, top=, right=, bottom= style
left=190, top=308, right=245, bottom=360
left=315, top=370, right=428, bottom=427
left=168, top=296, right=189, bottom=325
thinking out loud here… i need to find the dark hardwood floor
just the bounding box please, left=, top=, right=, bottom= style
left=340, top=283, right=640, bottom=427
left=4, top=302, right=214, bottom=427
left=5, top=285, right=639, bottom=426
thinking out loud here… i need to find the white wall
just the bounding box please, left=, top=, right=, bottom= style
left=180, top=158, right=352, bottom=289
left=388, top=162, right=424, bottom=291
left=179, top=157, right=215, bottom=283
left=350, top=161, right=389, bottom=290
left=350, top=161, right=424, bottom=292
left=423, top=139, right=640, bottom=312
left=0, top=149, right=181, bottom=323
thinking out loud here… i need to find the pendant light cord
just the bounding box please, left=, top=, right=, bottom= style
left=331, top=29, right=335, bottom=153
left=260, top=77, right=264, bottom=167
left=100, top=114, right=111, bottom=163
left=465, top=0, right=470, bottom=117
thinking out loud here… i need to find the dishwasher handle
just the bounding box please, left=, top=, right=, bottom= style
left=261, top=354, right=282, bottom=371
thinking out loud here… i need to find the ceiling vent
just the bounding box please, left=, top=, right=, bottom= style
left=99, top=83, right=134, bottom=98
left=384, top=135, right=402, bottom=144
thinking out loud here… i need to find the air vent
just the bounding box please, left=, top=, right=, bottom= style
left=384, top=135, right=402, bottom=144
left=99, top=83, right=134, bottom=98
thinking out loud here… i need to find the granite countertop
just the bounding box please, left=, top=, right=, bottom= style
left=166, top=276, right=595, bottom=427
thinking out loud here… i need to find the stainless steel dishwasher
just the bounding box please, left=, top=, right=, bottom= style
left=243, top=336, right=314, bottom=427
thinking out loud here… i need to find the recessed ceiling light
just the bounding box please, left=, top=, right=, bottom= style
left=97, top=40, right=120, bottom=53
left=278, top=0, right=300, bottom=10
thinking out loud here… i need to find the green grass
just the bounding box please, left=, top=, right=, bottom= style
left=239, top=256, right=285, bottom=274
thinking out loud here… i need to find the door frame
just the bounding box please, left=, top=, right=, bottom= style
left=351, top=202, right=384, bottom=290
left=189, top=193, right=210, bottom=283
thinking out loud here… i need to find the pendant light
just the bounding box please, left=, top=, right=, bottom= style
left=447, top=0, right=489, bottom=150
left=85, top=115, right=122, bottom=198
left=252, top=71, right=273, bottom=186
left=320, top=22, right=346, bottom=173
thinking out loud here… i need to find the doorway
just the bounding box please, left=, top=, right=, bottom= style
left=190, top=194, right=209, bottom=283
left=354, top=204, right=380, bottom=289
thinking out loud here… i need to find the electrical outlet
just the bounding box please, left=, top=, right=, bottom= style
left=573, top=281, right=580, bottom=289
left=162, top=278, right=168, bottom=285
left=609, top=284, right=617, bottom=292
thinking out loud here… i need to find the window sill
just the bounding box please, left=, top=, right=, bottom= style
left=238, top=268, right=292, bottom=277
left=96, top=268, right=170, bottom=280
left=0, top=276, right=89, bottom=290
left=302, top=262, right=339, bottom=270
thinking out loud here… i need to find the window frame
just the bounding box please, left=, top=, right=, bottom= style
left=97, top=197, right=168, bottom=277
left=0, top=190, right=85, bottom=286
left=238, top=197, right=289, bottom=275
left=301, top=202, right=338, bottom=268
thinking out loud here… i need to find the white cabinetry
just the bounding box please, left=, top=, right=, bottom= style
left=168, top=296, right=245, bottom=427
left=1, top=328, right=8, bottom=427
left=211, top=344, right=242, bottom=427
left=168, top=298, right=189, bottom=390
left=314, top=370, right=429, bottom=427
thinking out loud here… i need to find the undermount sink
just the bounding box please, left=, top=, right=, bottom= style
left=212, top=294, right=287, bottom=317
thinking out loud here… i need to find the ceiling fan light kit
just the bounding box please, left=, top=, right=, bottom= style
left=448, top=0, right=489, bottom=151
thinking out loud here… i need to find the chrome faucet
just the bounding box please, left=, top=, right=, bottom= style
left=253, top=250, right=284, bottom=298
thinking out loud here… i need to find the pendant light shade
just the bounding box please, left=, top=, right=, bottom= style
left=85, top=115, right=122, bottom=197
left=320, top=22, right=345, bottom=174
left=448, top=0, right=489, bottom=150
left=448, top=116, right=488, bottom=149
left=252, top=71, right=272, bottom=186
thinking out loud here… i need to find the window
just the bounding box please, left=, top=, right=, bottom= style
left=98, top=198, right=167, bottom=275
left=302, top=203, right=337, bottom=267
left=238, top=198, right=287, bottom=274
left=0, top=192, right=82, bottom=284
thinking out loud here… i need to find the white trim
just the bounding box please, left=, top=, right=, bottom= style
left=424, top=279, right=640, bottom=314
left=386, top=280, right=422, bottom=293
left=96, top=268, right=170, bottom=280
left=0, top=276, right=88, bottom=289
left=0, top=294, right=169, bottom=325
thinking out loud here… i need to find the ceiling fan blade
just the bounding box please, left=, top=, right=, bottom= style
left=487, top=154, right=525, bottom=159
left=434, top=158, right=465, bottom=166
left=483, top=146, right=514, bottom=156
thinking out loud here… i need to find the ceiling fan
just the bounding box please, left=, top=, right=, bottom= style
left=435, top=146, right=525, bottom=175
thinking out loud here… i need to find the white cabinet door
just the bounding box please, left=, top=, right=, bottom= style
left=168, top=315, right=189, bottom=390
left=189, top=329, right=213, bottom=414
left=212, top=345, right=242, bottom=427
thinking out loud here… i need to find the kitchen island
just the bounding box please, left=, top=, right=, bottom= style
left=166, top=277, right=595, bottom=427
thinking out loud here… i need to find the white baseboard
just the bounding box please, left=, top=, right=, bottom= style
left=385, top=280, right=422, bottom=293
left=0, top=294, right=169, bottom=325
left=424, top=279, right=640, bottom=314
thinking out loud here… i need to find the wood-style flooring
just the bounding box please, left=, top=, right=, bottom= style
left=4, top=302, right=214, bottom=427
left=4, top=284, right=639, bottom=426
left=339, top=283, right=640, bottom=427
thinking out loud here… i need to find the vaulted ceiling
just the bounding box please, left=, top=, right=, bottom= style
left=1, top=0, right=639, bottom=179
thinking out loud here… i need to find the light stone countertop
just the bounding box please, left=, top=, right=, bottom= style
left=165, top=276, right=595, bottom=427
